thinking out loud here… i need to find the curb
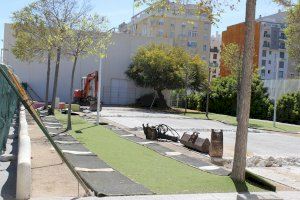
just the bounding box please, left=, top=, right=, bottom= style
left=16, top=106, right=31, bottom=200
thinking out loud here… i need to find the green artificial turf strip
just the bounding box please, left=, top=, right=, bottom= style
left=56, top=112, right=266, bottom=194
left=185, top=112, right=300, bottom=133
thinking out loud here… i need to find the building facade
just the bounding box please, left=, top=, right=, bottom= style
left=3, top=24, right=173, bottom=104
left=209, top=32, right=221, bottom=79
left=119, top=1, right=211, bottom=63
left=220, top=22, right=261, bottom=77
left=221, top=11, right=296, bottom=80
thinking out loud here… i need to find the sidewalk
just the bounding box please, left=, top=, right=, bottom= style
left=0, top=123, right=18, bottom=200
left=28, top=114, right=86, bottom=198
left=30, top=191, right=300, bottom=200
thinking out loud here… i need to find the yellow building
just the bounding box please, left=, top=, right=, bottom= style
left=119, top=1, right=211, bottom=63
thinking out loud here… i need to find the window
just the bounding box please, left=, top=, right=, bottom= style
left=263, top=41, right=270, bottom=47
left=187, top=41, right=197, bottom=48
left=262, top=50, right=267, bottom=57
left=261, top=69, right=266, bottom=77
left=264, top=31, right=270, bottom=38
left=203, top=45, right=207, bottom=51
left=280, top=32, right=286, bottom=39
left=278, top=71, right=284, bottom=78
left=279, top=42, right=285, bottom=49
left=262, top=60, right=266, bottom=66
left=213, top=54, right=217, bottom=59
left=171, top=23, right=175, bottom=28
left=188, top=31, right=198, bottom=37
left=203, top=35, right=209, bottom=40
left=158, top=19, right=164, bottom=25
left=269, top=51, right=272, bottom=55
left=279, top=61, right=285, bottom=68
left=280, top=52, right=285, bottom=59
left=268, top=70, right=271, bottom=74
left=182, top=23, right=186, bottom=28
left=201, top=56, right=206, bottom=60
left=269, top=60, right=271, bottom=65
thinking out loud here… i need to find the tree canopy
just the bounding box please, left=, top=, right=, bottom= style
left=126, top=44, right=207, bottom=107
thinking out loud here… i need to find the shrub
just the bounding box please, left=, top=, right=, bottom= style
left=136, top=93, right=168, bottom=108
left=277, top=92, right=300, bottom=124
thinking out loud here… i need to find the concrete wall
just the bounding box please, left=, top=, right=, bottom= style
left=263, top=79, right=300, bottom=100
left=3, top=24, right=172, bottom=104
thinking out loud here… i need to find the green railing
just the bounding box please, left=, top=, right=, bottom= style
left=0, top=64, right=19, bottom=152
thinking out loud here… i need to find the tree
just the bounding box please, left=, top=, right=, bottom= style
left=221, top=43, right=243, bottom=120
left=231, top=0, right=257, bottom=182
left=32, top=0, right=91, bottom=115
left=12, top=4, right=54, bottom=109
left=126, top=44, right=207, bottom=108
left=285, top=2, right=300, bottom=78
left=65, top=14, right=111, bottom=130
left=126, top=44, right=184, bottom=108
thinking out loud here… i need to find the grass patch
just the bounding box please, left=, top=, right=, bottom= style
left=56, top=112, right=267, bottom=194
left=178, top=110, right=300, bottom=133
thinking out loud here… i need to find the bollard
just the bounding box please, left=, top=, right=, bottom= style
left=209, top=129, right=223, bottom=158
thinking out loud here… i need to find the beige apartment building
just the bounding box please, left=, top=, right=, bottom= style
left=119, top=1, right=211, bottom=63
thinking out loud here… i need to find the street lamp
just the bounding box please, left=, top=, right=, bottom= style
left=96, top=56, right=103, bottom=125
left=273, top=53, right=279, bottom=127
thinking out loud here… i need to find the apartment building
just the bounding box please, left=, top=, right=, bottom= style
left=209, top=32, right=221, bottom=79
left=119, top=1, right=211, bottom=63
left=221, top=11, right=295, bottom=80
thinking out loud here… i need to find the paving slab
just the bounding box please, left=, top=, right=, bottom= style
left=42, top=117, right=153, bottom=197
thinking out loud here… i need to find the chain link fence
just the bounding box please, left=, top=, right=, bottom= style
left=0, top=64, right=19, bottom=152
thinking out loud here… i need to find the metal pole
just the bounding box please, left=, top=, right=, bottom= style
left=273, top=53, right=279, bottom=127
left=96, top=57, right=102, bottom=125
left=0, top=49, right=3, bottom=63
left=206, top=67, right=211, bottom=119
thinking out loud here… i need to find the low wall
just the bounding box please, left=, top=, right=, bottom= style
left=16, top=106, right=31, bottom=200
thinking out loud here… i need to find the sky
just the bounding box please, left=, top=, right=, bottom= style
left=0, top=0, right=288, bottom=49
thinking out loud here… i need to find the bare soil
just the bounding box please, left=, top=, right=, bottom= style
left=28, top=116, right=86, bottom=198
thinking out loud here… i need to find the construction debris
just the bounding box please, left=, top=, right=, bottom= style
left=209, top=130, right=224, bottom=158
left=142, top=124, right=179, bottom=142
left=180, top=132, right=210, bottom=154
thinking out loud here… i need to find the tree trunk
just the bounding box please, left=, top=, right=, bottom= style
left=156, top=89, right=168, bottom=109
left=231, top=0, right=257, bottom=182
left=236, top=70, right=242, bottom=121
left=44, top=52, right=51, bottom=110
left=49, top=47, right=62, bottom=115
left=67, top=56, right=78, bottom=131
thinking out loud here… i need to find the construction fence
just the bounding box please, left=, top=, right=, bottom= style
left=0, top=65, right=19, bottom=152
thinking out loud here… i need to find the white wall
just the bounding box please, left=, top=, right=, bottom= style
left=264, top=79, right=300, bottom=100
left=3, top=24, right=173, bottom=105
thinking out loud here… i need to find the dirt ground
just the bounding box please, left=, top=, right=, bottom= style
left=28, top=116, right=86, bottom=198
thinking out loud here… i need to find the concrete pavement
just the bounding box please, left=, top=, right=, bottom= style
left=95, top=107, right=300, bottom=158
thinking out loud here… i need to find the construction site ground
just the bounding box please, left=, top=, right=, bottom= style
left=27, top=114, right=86, bottom=199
